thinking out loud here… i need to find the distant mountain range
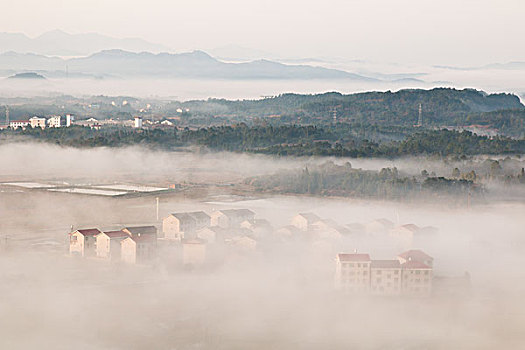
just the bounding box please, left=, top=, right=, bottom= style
left=0, top=30, right=170, bottom=56
left=0, top=49, right=377, bottom=81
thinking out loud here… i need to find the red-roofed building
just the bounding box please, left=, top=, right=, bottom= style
left=95, top=230, right=129, bottom=260
left=335, top=252, right=371, bottom=293
left=400, top=258, right=433, bottom=296
left=121, top=233, right=157, bottom=264
left=397, top=249, right=434, bottom=267
left=69, top=228, right=102, bottom=257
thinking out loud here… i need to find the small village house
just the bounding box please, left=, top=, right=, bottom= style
left=163, top=211, right=210, bottom=240
left=95, top=230, right=129, bottom=260
left=69, top=228, right=102, bottom=257
left=210, top=209, right=255, bottom=229
left=163, top=213, right=197, bottom=240
left=121, top=233, right=157, bottom=264
left=290, top=213, right=321, bottom=231
left=197, top=226, right=227, bottom=244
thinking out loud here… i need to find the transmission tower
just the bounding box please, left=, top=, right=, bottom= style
left=416, top=103, right=423, bottom=127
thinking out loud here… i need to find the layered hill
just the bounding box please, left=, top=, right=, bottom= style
left=0, top=49, right=375, bottom=81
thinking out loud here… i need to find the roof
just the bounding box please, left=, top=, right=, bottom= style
left=367, top=218, right=394, bottom=227
left=75, top=228, right=102, bottom=237
left=198, top=226, right=227, bottom=234
left=242, top=219, right=272, bottom=229
left=188, top=211, right=211, bottom=221
left=401, top=261, right=431, bottom=269
left=337, top=253, right=371, bottom=262
left=371, top=260, right=401, bottom=269
left=102, top=230, right=129, bottom=239
left=218, top=209, right=255, bottom=218
left=398, top=249, right=433, bottom=262
left=296, top=212, right=321, bottom=223
left=397, top=224, right=420, bottom=232
left=170, top=212, right=197, bottom=223
left=122, top=226, right=157, bottom=236
left=276, top=225, right=302, bottom=235
left=124, top=234, right=156, bottom=243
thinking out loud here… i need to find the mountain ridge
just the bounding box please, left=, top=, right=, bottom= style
left=0, top=49, right=377, bottom=81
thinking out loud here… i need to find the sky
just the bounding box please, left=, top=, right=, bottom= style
left=1, top=0, right=524, bottom=65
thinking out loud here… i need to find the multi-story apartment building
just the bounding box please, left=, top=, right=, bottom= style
left=47, top=115, right=61, bottom=128
left=335, top=250, right=433, bottom=296
left=29, top=116, right=46, bottom=129
left=335, top=253, right=372, bottom=293
left=370, top=260, right=402, bottom=296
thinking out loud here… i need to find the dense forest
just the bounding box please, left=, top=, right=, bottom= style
left=167, top=88, right=525, bottom=135
left=1, top=88, right=524, bottom=137
left=245, top=162, right=478, bottom=201
left=2, top=124, right=525, bottom=158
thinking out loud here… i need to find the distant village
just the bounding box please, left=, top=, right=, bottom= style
left=69, top=209, right=441, bottom=297
left=0, top=112, right=169, bottom=131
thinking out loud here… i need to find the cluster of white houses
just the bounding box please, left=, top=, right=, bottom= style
left=8, top=115, right=73, bottom=130
left=335, top=250, right=433, bottom=296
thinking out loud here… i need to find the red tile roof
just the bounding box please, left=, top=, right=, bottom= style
left=103, top=230, right=129, bottom=239
left=76, top=228, right=102, bottom=236
left=398, top=249, right=433, bottom=262
left=338, top=253, right=371, bottom=262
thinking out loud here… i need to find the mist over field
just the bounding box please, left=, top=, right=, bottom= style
left=1, top=143, right=525, bottom=349
left=1, top=0, right=525, bottom=348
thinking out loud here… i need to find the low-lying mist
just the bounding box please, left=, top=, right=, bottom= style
left=1, top=142, right=525, bottom=349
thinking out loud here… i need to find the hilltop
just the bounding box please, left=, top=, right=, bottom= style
left=7, top=72, right=46, bottom=80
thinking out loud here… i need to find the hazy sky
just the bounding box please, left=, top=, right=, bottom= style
left=1, top=0, right=524, bottom=65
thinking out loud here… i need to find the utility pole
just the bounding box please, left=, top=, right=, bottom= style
left=156, top=197, right=160, bottom=221
left=5, top=105, right=9, bottom=126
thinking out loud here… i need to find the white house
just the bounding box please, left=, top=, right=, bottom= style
left=163, top=213, right=197, bottom=240
left=121, top=233, right=157, bottom=264
left=95, top=230, right=129, bottom=260
left=134, top=116, right=143, bottom=128
left=69, top=228, right=102, bottom=257
left=196, top=226, right=227, bottom=244
left=47, top=116, right=61, bottom=128
left=210, top=209, right=255, bottom=229
left=66, top=114, right=74, bottom=127
left=290, top=212, right=321, bottom=231
left=163, top=212, right=210, bottom=241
